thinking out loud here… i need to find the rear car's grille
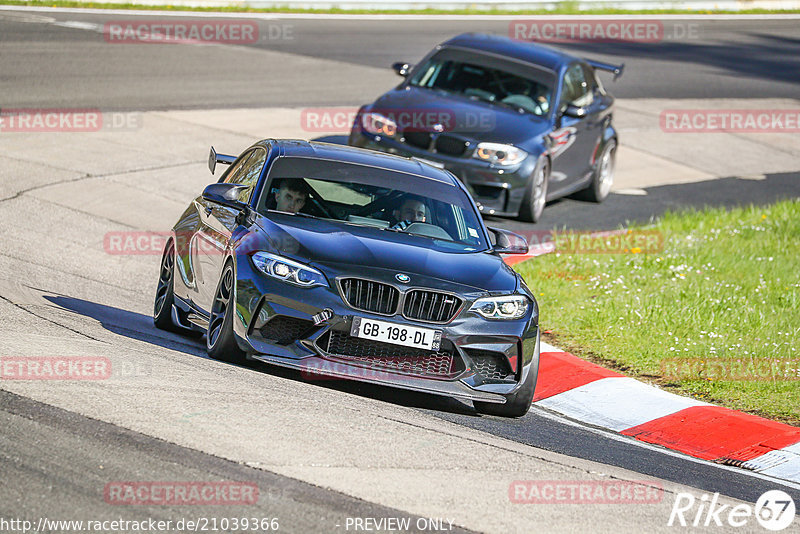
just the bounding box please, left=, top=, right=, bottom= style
left=403, top=290, right=462, bottom=323
left=258, top=316, right=316, bottom=345
left=321, top=330, right=459, bottom=378
left=434, top=135, right=468, bottom=156
left=466, top=349, right=514, bottom=379
left=402, top=131, right=432, bottom=150
left=339, top=278, right=399, bottom=315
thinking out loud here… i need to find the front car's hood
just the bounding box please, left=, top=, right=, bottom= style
left=252, top=214, right=519, bottom=294
left=369, top=86, right=552, bottom=147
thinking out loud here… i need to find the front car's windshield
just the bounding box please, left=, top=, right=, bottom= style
left=257, top=156, right=489, bottom=253
left=408, top=48, right=556, bottom=117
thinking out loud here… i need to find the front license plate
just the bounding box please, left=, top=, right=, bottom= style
left=350, top=317, right=442, bottom=351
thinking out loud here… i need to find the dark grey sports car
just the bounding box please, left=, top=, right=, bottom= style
left=349, top=33, right=623, bottom=222
left=154, top=139, right=540, bottom=417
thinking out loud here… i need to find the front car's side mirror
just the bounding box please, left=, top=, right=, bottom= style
left=488, top=227, right=529, bottom=255
left=201, top=183, right=248, bottom=211
left=392, top=62, right=412, bottom=77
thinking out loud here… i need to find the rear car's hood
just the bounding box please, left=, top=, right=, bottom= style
left=369, top=86, right=552, bottom=146
left=254, top=214, right=519, bottom=293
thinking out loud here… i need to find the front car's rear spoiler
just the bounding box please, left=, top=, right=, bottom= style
left=587, top=59, right=624, bottom=81
left=208, top=146, right=237, bottom=175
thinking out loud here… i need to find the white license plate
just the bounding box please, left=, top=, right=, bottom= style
left=350, top=317, right=442, bottom=351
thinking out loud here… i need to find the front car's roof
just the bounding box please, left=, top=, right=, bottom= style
left=440, top=33, right=576, bottom=72
left=260, top=139, right=460, bottom=186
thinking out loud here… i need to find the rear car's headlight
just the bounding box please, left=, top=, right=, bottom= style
left=251, top=252, right=328, bottom=288
left=473, top=143, right=528, bottom=166
left=361, top=112, right=397, bottom=138
left=469, top=295, right=530, bottom=320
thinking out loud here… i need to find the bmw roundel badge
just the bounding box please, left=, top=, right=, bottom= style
left=395, top=273, right=410, bottom=283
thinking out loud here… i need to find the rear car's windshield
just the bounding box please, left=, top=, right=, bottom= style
left=409, top=48, right=556, bottom=117
left=258, top=156, right=488, bottom=253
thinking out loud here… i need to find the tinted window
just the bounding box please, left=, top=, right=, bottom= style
left=222, top=150, right=254, bottom=185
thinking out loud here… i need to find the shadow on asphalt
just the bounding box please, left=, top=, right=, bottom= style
left=42, top=294, right=479, bottom=418
left=489, top=170, right=800, bottom=232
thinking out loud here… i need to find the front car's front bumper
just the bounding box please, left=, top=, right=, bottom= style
left=232, top=255, right=540, bottom=405
left=349, top=129, right=537, bottom=218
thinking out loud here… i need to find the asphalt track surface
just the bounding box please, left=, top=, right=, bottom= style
left=1, top=9, right=800, bottom=532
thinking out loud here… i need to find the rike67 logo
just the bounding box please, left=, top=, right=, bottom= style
left=669, top=490, right=796, bottom=531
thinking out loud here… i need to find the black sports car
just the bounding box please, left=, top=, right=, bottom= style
left=154, top=139, right=541, bottom=417
left=348, top=33, right=623, bottom=222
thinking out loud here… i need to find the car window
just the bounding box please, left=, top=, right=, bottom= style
left=258, top=156, right=488, bottom=253
left=408, top=48, right=555, bottom=117
left=560, top=63, right=594, bottom=111
left=230, top=148, right=267, bottom=203
left=221, top=150, right=254, bottom=185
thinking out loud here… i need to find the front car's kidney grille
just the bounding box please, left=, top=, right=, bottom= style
left=434, top=134, right=469, bottom=156
left=339, top=278, right=399, bottom=316
left=321, top=330, right=459, bottom=378
left=403, top=290, right=462, bottom=323
left=402, top=130, right=433, bottom=150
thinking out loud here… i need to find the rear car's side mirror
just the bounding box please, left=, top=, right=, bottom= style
left=202, top=183, right=249, bottom=211
left=562, top=104, right=587, bottom=119
left=488, top=227, right=529, bottom=255
left=392, top=62, right=412, bottom=77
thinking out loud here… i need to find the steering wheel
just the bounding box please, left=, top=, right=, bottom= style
left=390, top=219, right=414, bottom=231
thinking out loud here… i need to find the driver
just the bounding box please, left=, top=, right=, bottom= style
left=393, top=195, right=427, bottom=225
left=273, top=179, right=309, bottom=214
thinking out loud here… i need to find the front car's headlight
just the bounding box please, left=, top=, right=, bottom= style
left=251, top=252, right=328, bottom=288
left=361, top=112, right=397, bottom=137
left=473, top=143, right=528, bottom=166
left=469, top=295, right=530, bottom=320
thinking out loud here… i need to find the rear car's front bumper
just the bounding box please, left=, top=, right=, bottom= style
left=349, top=129, right=537, bottom=218
left=232, top=255, right=540, bottom=404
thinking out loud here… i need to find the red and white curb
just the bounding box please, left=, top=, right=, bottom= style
left=533, top=341, right=800, bottom=485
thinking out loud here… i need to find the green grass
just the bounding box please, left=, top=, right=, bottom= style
left=515, top=199, right=800, bottom=425
left=2, top=0, right=800, bottom=14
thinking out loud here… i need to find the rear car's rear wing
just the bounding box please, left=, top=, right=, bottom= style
left=208, top=146, right=236, bottom=175
left=587, top=59, right=624, bottom=80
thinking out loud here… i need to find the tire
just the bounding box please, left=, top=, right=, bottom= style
left=518, top=157, right=549, bottom=223
left=576, top=139, right=616, bottom=203
left=153, top=241, right=180, bottom=332
left=207, top=262, right=246, bottom=363
left=473, top=365, right=537, bottom=418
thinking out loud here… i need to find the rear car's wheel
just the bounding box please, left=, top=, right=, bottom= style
left=207, top=262, right=246, bottom=363
left=473, top=365, right=537, bottom=418
left=576, top=139, right=616, bottom=203
left=518, top=157, right=549, bottom=223
left=153, top=241, right=179, bottom=331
